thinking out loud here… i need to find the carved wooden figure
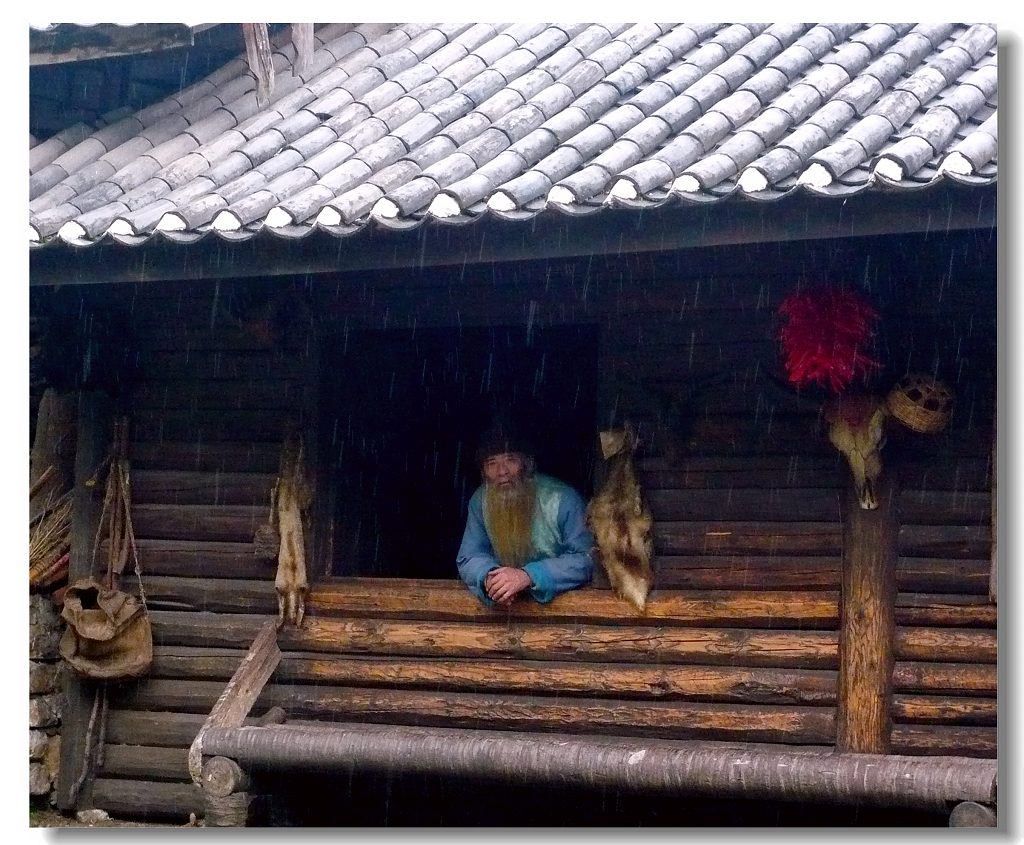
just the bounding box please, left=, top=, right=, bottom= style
left=587, top=425, right=653, bottom=612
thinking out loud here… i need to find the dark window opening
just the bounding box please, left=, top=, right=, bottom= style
left=320, top=324, right=599, bottom=578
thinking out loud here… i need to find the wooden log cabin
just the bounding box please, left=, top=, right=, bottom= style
left=28, top=23, right=998, bottom=826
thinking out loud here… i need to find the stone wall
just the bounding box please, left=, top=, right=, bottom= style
left=29, top=594, right=63, bottom=801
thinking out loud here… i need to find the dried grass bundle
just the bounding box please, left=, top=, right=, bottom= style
left=29, top=492, right=72, bottom=589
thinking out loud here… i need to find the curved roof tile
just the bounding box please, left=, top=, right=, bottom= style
left=29, top=22, right=998, bottom=248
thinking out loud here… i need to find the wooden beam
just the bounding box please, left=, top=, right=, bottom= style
left=30, top=23, right=197, bottom=65
left=836, top=480, right=898, bottom=753
left=55, top=391, right=111, bottom=811
left=186, top=620, right=280, bottom=785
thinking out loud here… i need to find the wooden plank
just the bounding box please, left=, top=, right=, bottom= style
left=148, top=610, right=841, bottom=668
left=188, top=620, right=281, bottom=783
left=148, top=650, right=840, bottom=704
left=56, top=391, right=111, bottom=812
left=91, top=777, right=203, bottom=821
left=117, top=680, right=838, bottom=744
left=98, top=745, right=191, bottom=781
left=132, top=470, right=277, bottom=506
left=892, top=661, right=996, bottom=696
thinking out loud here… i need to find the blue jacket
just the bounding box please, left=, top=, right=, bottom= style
left=456, top=473, right=595, bottom=605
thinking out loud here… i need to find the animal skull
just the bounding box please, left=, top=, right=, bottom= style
left=824, top=395, right=889, bottom=510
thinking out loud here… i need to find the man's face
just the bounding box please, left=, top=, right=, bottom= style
left=482, top=452, right=526, bottom=488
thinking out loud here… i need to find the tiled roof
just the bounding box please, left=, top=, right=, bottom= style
left=28, top=22, right=998, bottom=249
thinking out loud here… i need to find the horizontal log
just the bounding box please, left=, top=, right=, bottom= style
left=890, top=725, right=996, bottom=758
left=114, top=679, right=837, bottom=744
left=131, top=504, right=264, bottom=542
left=313, top=580, right=820, bottom=626
left=132, top=471, right=277, bottom=506
left=135, top=577, right=993, bottom=630
left=895, top=627, right=996, bottom=664
left=129, top=441, right=280, bottom=473
left=202, top=722, right=997, bottom=810
left=131, top=409, right=294, bottom=443
left=654, top=522, right=841, bottom=555
left=136, top=349, right=306, bottom=381
left=894, top=593, right=996, bottom=627
left=896, top=558, right=991, bottom=594
left=122, top=539, right=275, bottom=579
left=148, top=649, right=839, bottom=705
left=653, top=555, right=840, bottom=589
left=132, top=379, right=302, bottom=410
left=891, top=695, right=996, bottom=726
left=647, top=489, right=843, bottom=522
left=104, top=709, right=280, bottom=747
left=892, top=661, right=996, bottom=696
left=897, top=491, right=990, bottom=525
left=91, top=777, right=203, bottom=822
left=899, top=525, right=992, bottom=559
left=148, top=610, right=840, bottom=668
left=640, top=468, right=843, bottom=490
left=98, top=744, right=191, bottom=781
left=131, top=326, right=307, bottom=353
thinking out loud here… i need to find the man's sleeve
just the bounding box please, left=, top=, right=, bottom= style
left=523, top=487, right=595, bottom=604
left=456, top=492, right=500, bottom=606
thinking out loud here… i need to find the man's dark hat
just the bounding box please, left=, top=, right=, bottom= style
left=475, top=417, right=534, bottom=466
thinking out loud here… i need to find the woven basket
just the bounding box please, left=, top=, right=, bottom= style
left=886, top=374, right=954, bottom=434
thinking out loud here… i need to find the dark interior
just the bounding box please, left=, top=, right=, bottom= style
left=322, top=323, right=599, bottom=578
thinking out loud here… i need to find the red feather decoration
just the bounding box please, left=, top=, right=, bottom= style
left=777, top=287, right=880, bottom=394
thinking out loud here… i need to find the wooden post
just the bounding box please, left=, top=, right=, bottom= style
left=836, top=477, right=898, bottom=753
left=55, top=391, right=111, bottom=810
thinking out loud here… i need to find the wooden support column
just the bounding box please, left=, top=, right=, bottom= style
left=836, top=477, right=898, bottom=753
left=55, top=391, right=112, bottom=810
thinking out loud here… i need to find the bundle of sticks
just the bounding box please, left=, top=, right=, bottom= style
left=29, top=465, right=72, bottom=594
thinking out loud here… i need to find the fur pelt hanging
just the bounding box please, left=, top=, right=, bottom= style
left=273, top=429, right=313, bottom=627
left=586, top=425, right=653, bottom=613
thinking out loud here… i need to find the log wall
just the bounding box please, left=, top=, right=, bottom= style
left=47, top=233, right=995, bottom=822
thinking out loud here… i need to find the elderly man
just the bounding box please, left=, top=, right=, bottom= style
left=456, top=422, right=594, bottom=606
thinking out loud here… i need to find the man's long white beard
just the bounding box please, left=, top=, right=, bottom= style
left=483, top=477, right=537, bottom=569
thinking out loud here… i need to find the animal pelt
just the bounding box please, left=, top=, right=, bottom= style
left=586, top=425, right=654, bottom=613
left=274, top=431, right=313, bottom=628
